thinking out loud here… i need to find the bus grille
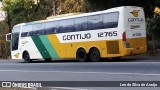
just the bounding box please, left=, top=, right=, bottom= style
left=107, top=41, right=119, bottom=54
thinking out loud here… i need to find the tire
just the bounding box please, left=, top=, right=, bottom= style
left=89, top=48, right=100, bottom=62
left=76, top=48, right=87, bottom=62
left=23, top=51, right=32, bottom=63
left=112, top=57, right=121, bottom=60
left=45, top=59, right=51, bottom=62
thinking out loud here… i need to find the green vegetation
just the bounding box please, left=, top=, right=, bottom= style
left=147, top=14, right=160, bottom=54
left=2, top=0, right=53, bottom=32
left=2, top=0, right=159, bottom=32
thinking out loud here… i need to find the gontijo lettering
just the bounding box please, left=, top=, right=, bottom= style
left=128, top=18, right=144, bottom=23
left=63, top=33, right=91, bottom=41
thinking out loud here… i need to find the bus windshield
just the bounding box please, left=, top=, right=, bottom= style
left=12, top=26, right=21, bottom=51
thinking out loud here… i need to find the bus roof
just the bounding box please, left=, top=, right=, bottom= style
left=46, top=13, right=82, bottom=20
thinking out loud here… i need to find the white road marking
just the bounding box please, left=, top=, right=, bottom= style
left=0, top=70, right=160, bottom=76
left=46, top=87, right=92, bottom=90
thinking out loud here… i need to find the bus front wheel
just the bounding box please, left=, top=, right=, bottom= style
left=23, top=51, right=32, bottom=63
left=76, top=48, right=87, bottom=62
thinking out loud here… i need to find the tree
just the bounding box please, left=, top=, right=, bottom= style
left=58, top=0, right=86, bottom=14
left=86, top=0, right=156, bottom=18
left=2, top=0, right=53, bottom=32
left=147, top=14, right=160, bottom=54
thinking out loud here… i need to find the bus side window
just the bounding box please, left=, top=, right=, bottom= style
left=12, top=26, right=21, bottom=51
left=45, top=21, right=58, bottom=34
left=74, top=17, right=88, bottom=31
left=58, top=19, right=74, bottom=33
left=21, top=25, right=32, bottom=37
left=88, top=14, right=103, bottom=30
left=32, top=23, right=45, bottom=36
left=32, top=30, right=38, bottom=36
left=103, top=12, right=119, bottom=29
left=39, top=30, right=45, bottom=35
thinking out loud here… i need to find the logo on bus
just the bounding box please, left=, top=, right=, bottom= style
left=128, top=10, right=144, bottom=23
left=130, top=10, right=140, bottom=17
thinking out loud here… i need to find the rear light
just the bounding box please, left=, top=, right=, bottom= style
left=122, top=32, right=130, bottom=48
left=122, top=32, right=126, bottom=41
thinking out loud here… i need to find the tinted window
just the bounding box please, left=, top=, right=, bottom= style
left=12, top=26, right=21, bottom=51
left=88, top=14, right=103, bottom=30
left=103, top=12, right=119, bottom=28
left=32, top=23, right=45, bottom=36
left=58, top=19, right=74, bottom=33
left=74, top=17, right=88, bottom=31
left=45, top=21, right=58, bottom=34
left=21, top=25, right=32, bottom=37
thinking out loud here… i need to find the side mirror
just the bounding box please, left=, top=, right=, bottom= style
left=6, top=33, right=12, bottom=42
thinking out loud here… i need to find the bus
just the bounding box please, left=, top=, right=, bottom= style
left=6, top=6, right=147, bottom=63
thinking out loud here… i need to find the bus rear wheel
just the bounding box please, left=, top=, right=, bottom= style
left=23, top=51, right=32, bottom=63
left=76, top=48, right=87, bottom=62
left=89, top=48, right=100, bottom=62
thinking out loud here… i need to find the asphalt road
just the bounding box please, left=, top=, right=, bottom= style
left=0, top=55, right=160, bottom=90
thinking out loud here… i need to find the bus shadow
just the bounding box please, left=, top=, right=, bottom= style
left=20, top=57, right=148, bottom=63
left=20, top=59, right=79, bottom=63
left=102, top=57, right=148, bottom=62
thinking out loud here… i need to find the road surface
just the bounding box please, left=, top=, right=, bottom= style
left=0, top=55, right=160, bottom=90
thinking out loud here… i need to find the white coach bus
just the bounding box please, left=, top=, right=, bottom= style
left=6, top=6, right=147, bottom=62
